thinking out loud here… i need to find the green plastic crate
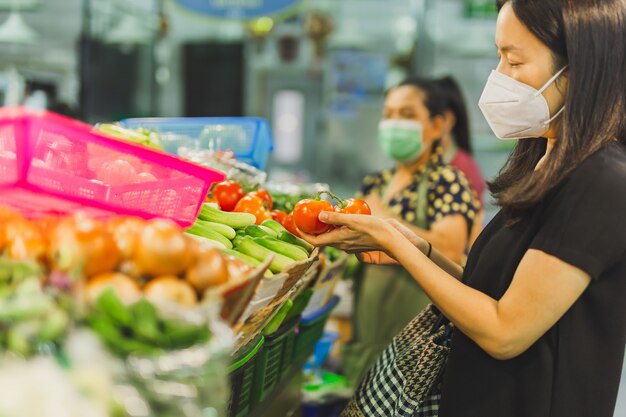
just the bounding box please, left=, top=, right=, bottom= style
left=280, top=319, right=298, bottom=379
left=228, top=335, right=264, bottom=417
left=252, top=315, right=301, bottom=404
left=294, top=296, right=340, bottom=360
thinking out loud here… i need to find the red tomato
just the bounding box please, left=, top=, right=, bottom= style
left=212, top=181, right=244, bottom=212
left=283, top=212, right=301, bottom=237
left=234, top=195, right=271, bottom=225
left=271, top=210, right=288, bottom=225
left=293, top=199, right=335, bottom=235
left=248, top=189, right=273, bottom=210
left=337, top=198, right=372, bottom=215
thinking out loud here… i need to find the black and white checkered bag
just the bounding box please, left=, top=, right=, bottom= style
left=340, top=304, right=451, bottom=417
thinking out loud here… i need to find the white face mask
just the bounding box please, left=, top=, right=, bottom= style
left=478, top=67, right=567, bottom=140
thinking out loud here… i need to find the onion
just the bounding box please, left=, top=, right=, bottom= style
left=48, top=214, right=121, bottom=278
left=185, top=248, right=229, bottom=292
left=144, top=276, right=197, bottom=307
left=226, top=257, right=254, bottom=281
left=86, top=272, right=141, bottom=304
left=107, top=216, right=144, bottom=259
left=133, top=219, right=193, bottom=276
left=5, top=219, right=47, bottom=262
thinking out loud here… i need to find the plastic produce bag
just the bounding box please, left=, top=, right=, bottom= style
left=123, top=301, right=234, bottom=417
left=178, top=147, right=267, bottom=188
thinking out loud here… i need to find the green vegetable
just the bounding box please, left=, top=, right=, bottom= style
left=130, top=299, right=160, bottom=342
left=94, top=289, right=132, bottom=326
left=263, top=299, right=293, bottom=335
left=261, top=219, right=287, bottom=235
left=285, top=288, right=313, bottom=322
left=198, top=204, right=256, bottom=229
left=186, top=222, right=233, bottom=249
left=236, top=237, right=295, bottom=273
left=244, top=225, right=275, bottom=239
left=259, top=225, right=278, bottom=237
left=255, top=237, right=309, bottom=261
left=88, top=291, right=210, bottom=357
left=90, top=315, right=161, bottom=356
left=161, top=319, right=209, bottom=350
left=195, top=220, right=237, bottom=239
left=222, top=249, right=274, bottom=277
left=278, top=231, right=314, bottom=253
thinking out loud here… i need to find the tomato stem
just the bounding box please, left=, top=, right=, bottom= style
left=316, top=191, right=346, bottom=208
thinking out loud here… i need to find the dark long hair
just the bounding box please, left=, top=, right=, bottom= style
left=490, top=0, right=626, bottom=222
left=435, top=76, right=473, bottom=155
left=394, top=77, right=447, bottom=119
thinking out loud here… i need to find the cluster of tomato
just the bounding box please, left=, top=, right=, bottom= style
left=208, top=181, right=371, bottom=237
left=292, top=192, right=371, bottom=235
left=208, top=180, right=297, bottom=231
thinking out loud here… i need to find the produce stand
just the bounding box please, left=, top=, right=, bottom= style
left=0, top=108, right=345, bottom=417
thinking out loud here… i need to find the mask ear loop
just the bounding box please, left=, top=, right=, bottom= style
left=535, top=66, right=568, bottom=96
left=536, top=66, right=568, bottom=121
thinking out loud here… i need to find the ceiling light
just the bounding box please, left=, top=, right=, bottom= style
left=0, top=11, right=38, bottom=44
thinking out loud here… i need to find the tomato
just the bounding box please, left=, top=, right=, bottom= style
left=293, top=199, right=335, bottom=235
left=283, top=212, right=301, bottom=237
left=234, top=195, right=271, bottom=225
left=248, top=189, right=273, bottom=210
left=271, top=210, right=288, bottom=225
left=337, top=198, right=371, bottom=215
left=212, top=181, right=245, bottom=212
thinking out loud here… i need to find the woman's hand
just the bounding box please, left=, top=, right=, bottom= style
left=298, top=211, right=397, bottom=254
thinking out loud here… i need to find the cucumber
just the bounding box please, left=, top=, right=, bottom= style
left=186, top=223, right=233, bottom=249
left=198, top=204, right=256, bottom=229
left=236, top=237, right=294, bottom=273
left=232, top=234, right=246, bottom=248
left=185, top=233, right=227, bottom=250
left=259, top=225, right=278, bottom=237
left=222, top=249, right=274, bottom=277
left=263, top=299, right=293, bottom=335
left=254, top=237, right=309, bottom=261
left=244, top=225, right=275, bottom=239
left=278, top=231, right=314, bottom=253
left=195, top=220, right=236, bottom=239
left=261, top=219, right=287, bottom=235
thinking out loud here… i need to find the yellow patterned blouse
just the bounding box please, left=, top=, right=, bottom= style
left=359, top=140, right=481, bottom=232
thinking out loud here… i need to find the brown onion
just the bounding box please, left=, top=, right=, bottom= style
left=144, top=276, right=197, bottom=307
left=185, top=248, right=229, bottom=292
left=5, top=219, right=47, bottom=262
left=132, top=219, right=193, bottom=276
left=48, top=214, right=121, bottom=278
left=226, top=257, right=254, bottom=281
left=86, top=272, right=141, bottom=304
left=107, top=216, right=144, bottom=259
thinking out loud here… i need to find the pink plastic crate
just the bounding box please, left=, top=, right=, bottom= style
left=0, top=107, right=225, bottom=226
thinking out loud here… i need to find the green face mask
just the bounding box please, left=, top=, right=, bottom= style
left=377, top=119, right=424, bottom=163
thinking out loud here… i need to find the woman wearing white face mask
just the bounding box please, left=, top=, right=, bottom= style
left=302, top=0, right=626, bottom=416
left=342, top=78, right=480, bottom=386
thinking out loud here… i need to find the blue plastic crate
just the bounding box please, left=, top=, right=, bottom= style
left=119, top=117, right=274, bottom=169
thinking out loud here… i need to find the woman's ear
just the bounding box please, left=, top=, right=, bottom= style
left=442, top=110, right=456, bottom=136
left=430, top=114, right=446, bottom=140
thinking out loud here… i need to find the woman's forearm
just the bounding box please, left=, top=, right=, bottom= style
left=386, top=230, right=511, bottom=359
